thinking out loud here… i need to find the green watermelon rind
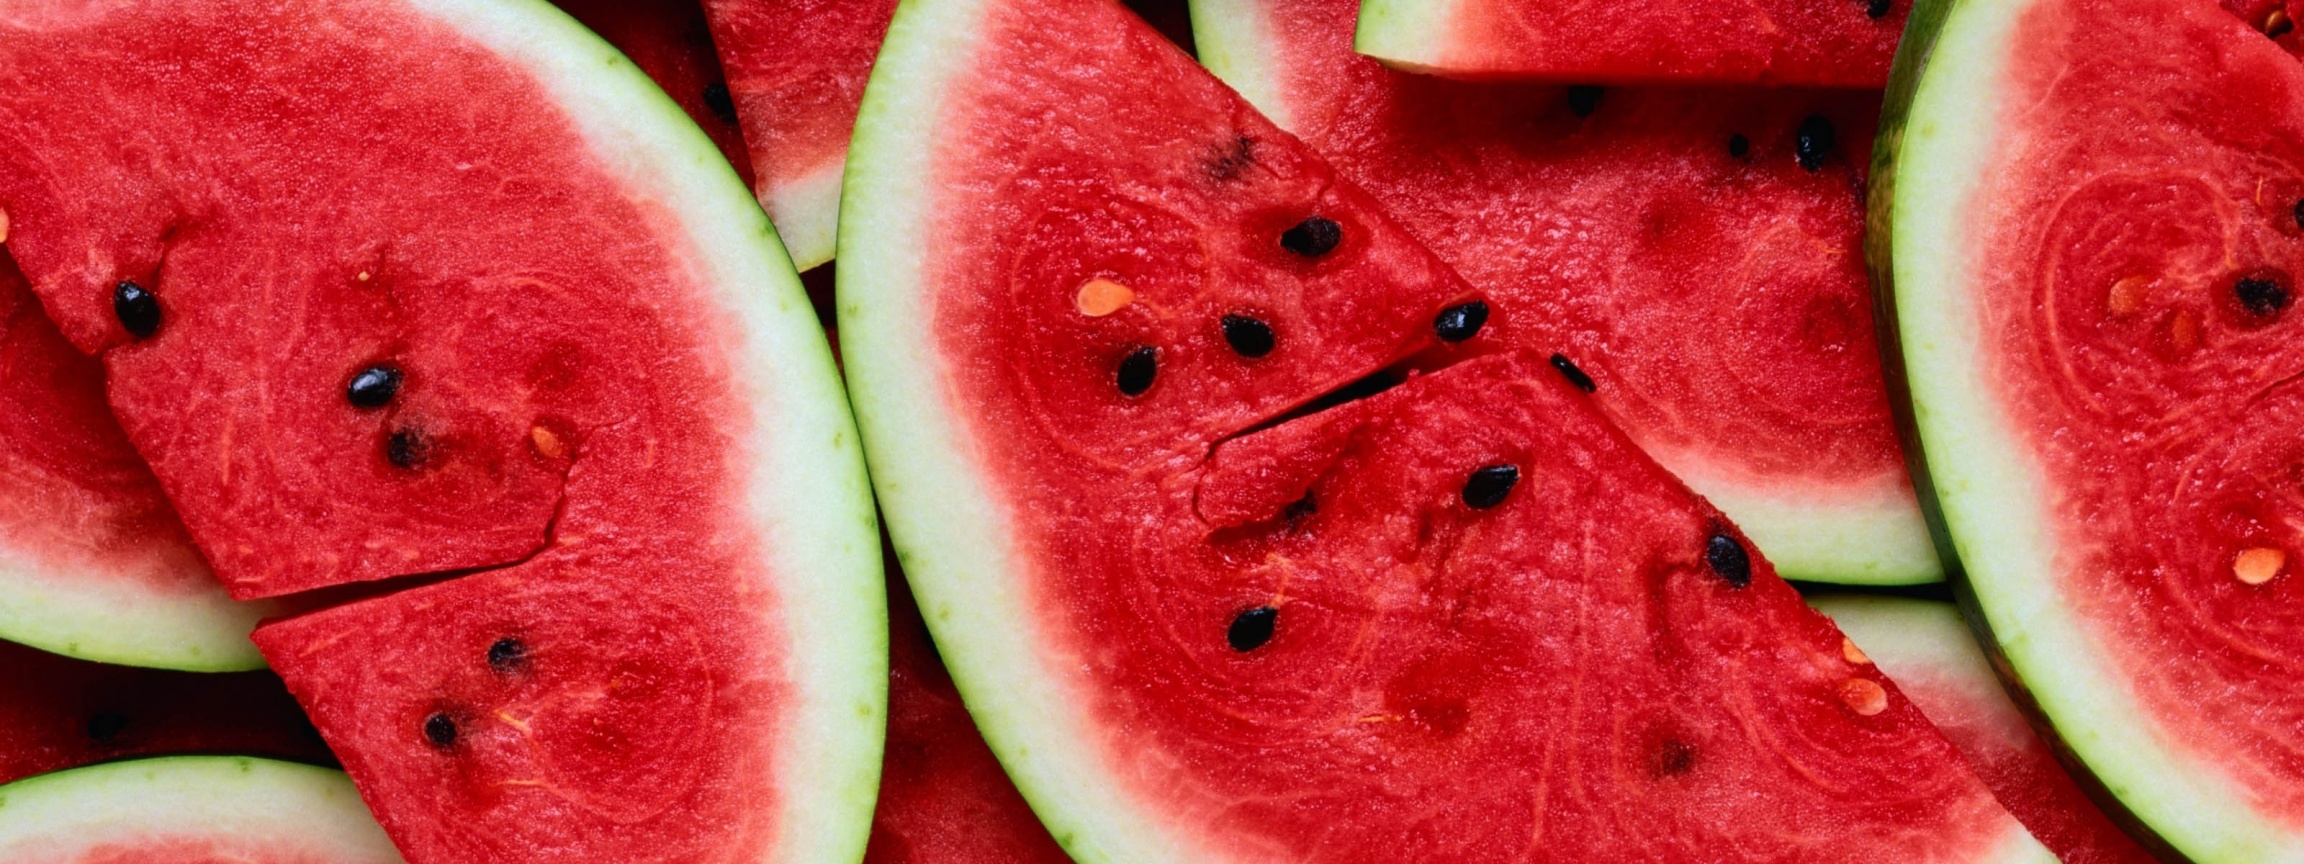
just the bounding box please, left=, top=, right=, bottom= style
left=0, top=554, right=272, bottom=672
left=1869, top=0, right=2292, bottom=857
left=398, top=2, right=889, bottom=860
left=0, top=756, right=400, bottom=860
left=1192, top=0, right=1942, bottom=587
left=1349, top=0, right=1469, bottom=76
left=763, top=157, right=845, bottom=273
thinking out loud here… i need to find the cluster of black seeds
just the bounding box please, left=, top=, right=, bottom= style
left=422, top=637, right=532, bottom=749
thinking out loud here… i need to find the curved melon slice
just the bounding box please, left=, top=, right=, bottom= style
left=1874, top=0, right=2304, bottom=857
left=842, top=0, right=2043, bottom=858
left=0, top=0, right=883, bottom=861
left=0, top=639, right=330, bottom=787
left=1190, top=0, right=1937, bottom=585
left=0, top=251, right=270, bottom=670
left=0, top=757, right=399, bottom=863
left=1811, top=596, right=2162, bottom=864
left=1353, top=0, right=1908, bottom=86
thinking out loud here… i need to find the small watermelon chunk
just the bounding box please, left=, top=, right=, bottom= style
left=0, top=757, right=400, bottom=863
left=842, top=0, right=2043, bottom=857
left=1191, top=0, right=1934, bottom=584
left=1876, top=0, right=2304, bottom=855
left=1354, top=0, right=1909, bottom=86
left=0, top=639, right=331, bottom=786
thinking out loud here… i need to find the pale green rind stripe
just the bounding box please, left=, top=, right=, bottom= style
left=0, top=550, right=270, bottom=671
left=0, top=757, right=402, bottom=862
left=1188, top=0, right=1294, bottom=129
left=1352, top=0, right=1468, bottom=74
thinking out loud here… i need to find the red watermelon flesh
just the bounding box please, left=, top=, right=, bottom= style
left=0, top=639, right=332, bottom=786
left=1352, top=0, right=1909, bottom=86
left=1194, top=0, right=1932, bottom=584
left=552, top=0, right=755, bottom=188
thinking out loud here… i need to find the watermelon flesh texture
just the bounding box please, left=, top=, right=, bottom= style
left=0, top=757, right=402, bottom=864
left=1811, top=596, right=2161, bottom=864
left=1191, top=0, right=1936, bottom=584
left=0, top=1, right=881, bottom=862
left=1353, top=0, right=1909, bottom=86
left=1876, top=0, right=2304, bottom=855
left=0, top=639, right=333, bottom=787
left=552, top=0, right=755, bottom=189
left=841, top=0, right=2041, bottom=858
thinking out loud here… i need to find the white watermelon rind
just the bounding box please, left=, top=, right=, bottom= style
left=1349, top=0, right=1469, bottom=76
left=396, top=2, right=889, bottom=861
left=0, top=756, right=402, bottom=862
left=1872, top=0, right=2298, bottom=857
left=0, top=553, right=271, bottom=671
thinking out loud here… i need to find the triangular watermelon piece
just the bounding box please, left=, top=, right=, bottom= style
left=1191, top=0, right=1932, bottom=585
left=841, top=0, right=2045, bottom=859
left=0, top=1, right=883, bottom=861
left=1354, top=0, right=1909, bottom=86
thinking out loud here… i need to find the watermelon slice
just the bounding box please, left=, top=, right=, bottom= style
left=1811, top=596, right=2162, bottom=864
left=0, top=639, right=331, bottom=786
left=1874, top=0, right=2304, bottom=856
left=0, top=757, right=400, bottom=863
left=0, top=249, right=268, bottom=670
left=1190, top=0, right=1935, bottom=584
left=841, top=0, right=2045, bottom=857
left=0, top=0, right=883, bottom=861
left=1354, top=0, right=1910, bottom=86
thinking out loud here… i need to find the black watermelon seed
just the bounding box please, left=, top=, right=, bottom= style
left=1796, top=116, right=1837, bottom=171
left=85, top=711, right=129, bottom=743
left=2238, top=276, right=2292, bottom=317
left=1462, top=464, right=1520, bottom=509
left=423, top=712, right=458, bottom=747
left=1727, top=134, right=1751, bottom=159
left=386, top=428, right=429, bottom=469
left=1221, top=314, right=1276, bottom=358
left=700, top=82, right=737, bottom=125
left=113, top=280, right=160, bottom=338
left=1567, top=85, right=1604, bottom=118
left=1434, top=301, right=1490, bottom=343
left=487, top=637, right=527, bottom=672
left=1228, top=606, right=1278, bottom=652
left=1865, top=0, right=1892, bottom=18
left=1281, top=216, right=1343, bottom=257
left=2293, top=197, right=2304, bottom=231
left=1549, top=353, right=1597, bottom=393
left=1116, top=346, right=1158, bottom=396
left=346, top=365, right=403, bottom=409
left=1705, top=532, right=1753, bottom=588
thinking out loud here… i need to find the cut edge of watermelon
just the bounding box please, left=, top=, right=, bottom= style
left=766, top=157, right=844, bottom=273
left=1349, top=0, right=1469, bottom=76
left=1187, top=0, right=1295, bottom=128
left=393, top=1, right=890, bottom=859
left=0, top=555, right=272, bottom=671
left=840, top=0, right=1193, bottom=860
left=0, top=756, right=398, bottom=859
left=1872, top=0, right=2294, bottom=857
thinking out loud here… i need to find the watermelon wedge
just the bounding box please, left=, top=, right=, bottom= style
left=1354, top=0, right=1909, bottom=86
left=0, top=249, right=268, bottom=670
left=1812, top=596, right=2162, bottom=864
left=841, top=0, right=2045, bottom=857
left=0, top=1, right=883, bottom=861
left=0, top=757, right=400, bottom=863
left=1873, top=0, right=2304, bottom=856
left=1190, top=0, right=1935, bottom=584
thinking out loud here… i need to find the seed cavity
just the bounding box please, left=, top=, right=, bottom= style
left=1839, top=678, right=1889, bottom=716
left=1704, top=531, right=1752, bottom=588
left=423, top=712, right=458, bottom=747
left=1727, top=134, right=1750, bottom=160
left=1653, top=738, right=1697, bottom=777
left=1434, top=301, right=1490, bottom=343
left=113, top=280, right=160, bottom=338
left=386, top=428, right=430, bottom=470
left=2235, top=546, right=2285, bottom=585
left=700, top=82, right=737, bottom=124
left=1795, top=116, right=1837, bottom=171
left=346, top=365, right=403, bottom=409
left=1281, top=216, right=1342, bottom=258
left=1549, top=353, right=1597, bottom=393
left=1222, top=314, right=1276, bottom=358
left=1462, top=464, right=1520, bottom=510
left=1076, top=277, right=1136, bottom=317
left=1566, top=85, right=1604, bottom=118
left=1228, top=605, right=1278, bottom=652
left=2235, top=275, right=2291, bottom=318
left=85, top=711, right=129, bottom=743
left=1865, top=0, right=1892, bottom=18
left=1116, top=345, right=1158, bottom=397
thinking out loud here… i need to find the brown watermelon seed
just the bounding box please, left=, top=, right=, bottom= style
left=0, top=206, right=10, bottom=242
left=1116, top=345, right=1158, bottom=397
left=1839, top=679, right=1889, bottom=716
left=487, top=637, right=527, bottom=672
left=700, top=82, right=737, bottom=125
left=1796, top=116, right=1837, bottom=171
left=1228, top=605, right=1278, bottom=652
left=2107, top=276, right=2150, bottom=317
left=1727, top=134, right=1750, bottom=159
left=1865, top=0, right=1892, bottom=18
left=345, top=365, right=402, bottom=409
left=113, top=280, right=160, bottom=338
left=2268, top=9, right=2295, bottom=37
left=1842, top=637, right=1872, bottom=665
left=1221, top=314, right=1276, bottom=358
left=1462, top=464, right=1520, bottom=510
left=386, top=428, right=429, bottom=469
left=2235, top=547, right=2285, bottom=585
left=2235, top=275, right=2290, bottom=317
left=1566, top=85, right=1603, bottom=118
left=85, top=711, right=129, bottom=743
left=1075, top=278, right=1135, bottom=316
left=1549, top=353, right=1596, bottom=393
left=1705, top=532, right=1752, bottom=588
left=1280, top=216, right=1342, bottom=257
left=1434, top=301, right=1490, bottom=342
left=423, top=713, right=457, bottom=747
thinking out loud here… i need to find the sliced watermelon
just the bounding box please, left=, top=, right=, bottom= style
left=0, top=249, right=269, bottom=670
left=0, top=1, right=882, bottom=861
left=551, top=0, right=755, bottom=187
left=1190, top=0, right=1935, bottom=584
left=841, top=0, right=2044, bottom=857
left=1354, top=0, right=1909, bottom=86
left=0, top=757, right=400, bottom=863
left=0, top=639, right=331, bottom=786
left=1874, top=0, right=2304, bottom=856
left=1811, top=596, right=2162, bottom=864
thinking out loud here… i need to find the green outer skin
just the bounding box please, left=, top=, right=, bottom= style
left=1350, top=0, right=1468, bottom=75
left=1192, top=0, right=1943, bottom=587
left=1868, top=0, right=2294, bottom=857
left=0, top=757, right=402, bottom=861
left=0, top=553, right=271, bottom=672
left=382, top=1, right=890, bottom=859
